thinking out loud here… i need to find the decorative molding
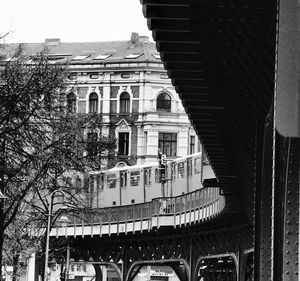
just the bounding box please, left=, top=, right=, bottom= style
left=116, top=119, right=130, bottom=131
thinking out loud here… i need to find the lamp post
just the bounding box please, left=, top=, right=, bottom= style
left=44, top=189, right=68, bottom=281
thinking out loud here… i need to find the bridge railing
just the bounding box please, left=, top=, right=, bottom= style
left=52, top=187, right=224, bottom=237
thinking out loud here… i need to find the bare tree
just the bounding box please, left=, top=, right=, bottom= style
left=0, top=45, right=116, bottom=278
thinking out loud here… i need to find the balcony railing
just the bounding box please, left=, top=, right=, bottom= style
left=51, top=187, right=225, bottom=237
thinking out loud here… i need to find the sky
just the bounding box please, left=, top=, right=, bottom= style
left=0, top=0, right=153, bottom=43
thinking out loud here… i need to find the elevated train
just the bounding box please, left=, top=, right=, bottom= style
left=86, top=152, right=214, bottom=208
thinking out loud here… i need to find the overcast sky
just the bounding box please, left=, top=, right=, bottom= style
left=0, top=0, right=153, bottom=43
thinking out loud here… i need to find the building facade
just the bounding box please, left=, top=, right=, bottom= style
left=3, top=34, right=212, bottom=209
left=51, top=33, right=201, bottom=168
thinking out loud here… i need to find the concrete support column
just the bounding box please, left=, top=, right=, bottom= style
left=122, top=247, right=129, bottom=281
left=93, top=265, right=103, bottom=281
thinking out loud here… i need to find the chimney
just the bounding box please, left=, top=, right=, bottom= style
left=138, top=36, right=149, bottom=43
left=130, top=32, right=139, bottom=44
left=45, top=38, right=61, bottom=46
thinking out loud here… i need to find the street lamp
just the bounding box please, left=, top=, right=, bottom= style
left=44, top=189, right=70, bottom=281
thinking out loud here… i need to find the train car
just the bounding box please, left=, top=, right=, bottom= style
left=86, top=152, right=214, bottom=208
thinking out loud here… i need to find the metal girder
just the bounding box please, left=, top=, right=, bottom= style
left=157, top=42, right=212, bottom=53
left=147, top=19, right=193, bottom=31
left=171, top=79, right=207, bottom=88
left=143, top=5, right=191, bottom=19
left=166, top=62, right=204, bottom=71
left=140, top=0, right=192, bottom=6
left=167, top=70, right=205, bottom=79
left=179, top=95, right=210, bottom=102
left=163, top=53, right=205, bottom=63
left=153, top=31, right=208, bottom=43
left=282, top=138, right=300, bottom=279
left=141, top=0, right=277, bottom=245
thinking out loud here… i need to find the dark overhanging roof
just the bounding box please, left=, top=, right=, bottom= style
left=141, top=0, right=277, bottom=218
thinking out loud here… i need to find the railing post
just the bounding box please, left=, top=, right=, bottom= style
left=140, top=204, right=143, bottom=231
left=108, top=208, right=111, bottom=236
left=81, top=209, right=84, bottom=238
left=157, top=199, right=160, bottom=228
left=173, top=197, right=176, bottom=227
left=133, top=205, right=135, bottom=234
left=184, top=194, right=187, bottom=226
left=148, top=202, right=151, bottom=231
left=198, top=190, right=201, bottom=222
left=117, top=208, right=120, bottom=236
left=125, top=206, right=128, bottom=235
left=91, top=211, right=94, bottom=238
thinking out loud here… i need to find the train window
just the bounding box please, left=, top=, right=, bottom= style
left=131, top=199, right=135, bottom=204
left=171, top=163, right=176, bottom=181
left=194, top=157, right=202, bottom=174
left=120, top=171, right=127, bottom=188
left=178, top=162, right=185, bottom=178
left=155, top=168, right=160, bottom=183
left=165, top=165, right=169, bottom=179
left=107, top=174, right=117, bottom=188
left=130, top=171, right=140, bottom=186
left=112, top=201, right=116, bottom=206
left=96, top=174, right=104, bottom=191
left=202, top=152, right=210, bottom=165
left=144, top=168, right=151, bottom=186
left=89, top=175, right=96, bottom=190
left=189, top=136, right=195, bottom=154
left=187, top=158, right=192, bottom=177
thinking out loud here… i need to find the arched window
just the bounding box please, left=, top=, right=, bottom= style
left=67, top=92, right=77, bottom=113
left=157, top=92, right=171, bottom=112
left=120, top=92, right=130, bottom=113
left=89, top=92, right=98, bottom=113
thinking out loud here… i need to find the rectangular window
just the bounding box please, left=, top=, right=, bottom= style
left=87, top=132, right=98, bottom=156
left=197, top=139, right=201, bottom=152
left=155, top=168, right=160, bottom=183
left=130, top=171, right=140, bottom=186
left=144, top=168, right=151, bottom=186
left=187, top=158, right=192, bottom=177
left=194, top=157, right=202, bottom=174
left=120, top=100, right=130, bottom=113
left=190, top=136, right=195, bottom=154
left=118, top=132, right=129, bottom=155
left=97, top=174, right=104, bottom=191
left=178, top=162, right=185, bottom=178
left=203, top=152, right=209, bottom=165
left=120, top=171, right=127, bottom=189
left=171, top=163, right=176, bottom=181
left=158, top=133, right=177, bottom=156
left=107, top=174, right=116, bottom=188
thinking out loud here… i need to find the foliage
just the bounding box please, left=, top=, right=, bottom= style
left=3, top=210, right=38, bottom=280
left=0, top=44, right=116, bottom=278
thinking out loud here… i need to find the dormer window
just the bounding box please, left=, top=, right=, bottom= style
left=71, top=55, right=89, bottom=61
left=125, top=53, right=142, bottom=59
left=157, top=92, right=171, bottom=112
left=94, top=54, right=112, bottom=60
left=67, top=92, right=77, bottom=113
left=89, top=92, right=98, bottom=113
left=120, top=92, right=130, bottom=113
